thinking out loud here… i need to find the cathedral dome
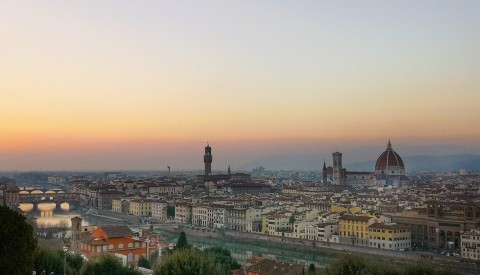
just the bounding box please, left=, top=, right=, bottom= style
left=375, top=140, right=405, bottom=172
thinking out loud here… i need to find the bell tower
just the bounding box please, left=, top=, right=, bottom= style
left=71, top=216, right=83, bottom=253
left=204, top=143, right=212, bottom=175
left=332, top=152, right=343, bottom=185
left=322, top=160, right=328, bottom=183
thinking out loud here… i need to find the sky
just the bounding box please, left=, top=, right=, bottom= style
left=1, top=1, right=480, bottom=171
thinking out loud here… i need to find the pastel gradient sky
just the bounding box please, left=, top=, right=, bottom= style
left=1, top=1, right=480, bottom=171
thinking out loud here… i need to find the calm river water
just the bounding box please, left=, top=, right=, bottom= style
left=19, top=203, right=336, bottom=268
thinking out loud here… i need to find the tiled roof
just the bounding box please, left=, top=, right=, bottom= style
left=368, top=223, right=409, bottom=230
left=246, top=259, right=304, bottom=275
left=100, top=225, right=133, bottom=238
left=339, top=215, right=373, bottom=222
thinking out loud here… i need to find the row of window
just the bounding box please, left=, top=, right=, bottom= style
left=369, top=236, right=410, bottom=241
left=81, top=242, right=145, bottom=252
left=369, top=242, right=409, bottom=248
left=369, top=229, right=408, bottom=234
left=461, top=235, right=480, bottom=240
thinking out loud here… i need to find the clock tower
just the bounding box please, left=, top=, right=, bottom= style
left=204, top=143, right=212, bottom=175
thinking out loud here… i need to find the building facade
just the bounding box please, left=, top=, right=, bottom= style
left=368, top=223, right=411, bottom=250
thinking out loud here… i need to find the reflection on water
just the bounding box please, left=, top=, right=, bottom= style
left=151, top=229, right=336, bottom=268
left=19, top=202, right=83, bottom=228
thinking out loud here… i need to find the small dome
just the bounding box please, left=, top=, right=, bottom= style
left=375, top=140, right=405, bottom=170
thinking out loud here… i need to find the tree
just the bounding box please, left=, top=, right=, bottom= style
left=33, top=245, right=67, bottom=275
left=155, top=248, right=229, bottom=275
left=32, top=245, right=84, bottom=275
left=325, top=255, right=371, bottom=275
left=138, top=256, right=151, bottom=269
left=0, top=205, right=38, bottom=274
left=149, top=251, right=159, bottom=267
left=309, top=263, right=316, bottom=273
left=176, top=231, right=189, bottom=250
left=204, top=247, right=241, bottom=270
left=80, top=253, right=140, bottom=275
left=289, top=214, right=296, bottom=225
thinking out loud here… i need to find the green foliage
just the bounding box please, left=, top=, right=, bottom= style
left=155, top=248, right=230, bottom=275
left=33, top=245, right=68, bottom=275
left=176, top=231, right=189, bottom=250
left=80, top=253, right=140, bottom=275
left=149, top=251, right=159, bottom=266
left=67, top=252, right=84, bottom=273
left=309, top=263, right=316, bottom=273
left=326, top=255, right=456, bottom=275
left=326, top=255, right=370, bottom=275
left=32, top=245, right=84, bottom=275
left=204, top=246, right=241, bottom=270
left=289, top=214, right=296, bottom=225
left=0, top=205, right=38, bottom=274
left=167, top=205, right=175, bottom=218
left=138, top=256, right=151, bottom=269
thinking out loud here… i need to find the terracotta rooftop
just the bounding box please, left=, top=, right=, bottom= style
left=246, top=258, right=305, bottom=275
left=100, top=225, right=134, bottom=238
left=339, top=215, right=373, bottom=222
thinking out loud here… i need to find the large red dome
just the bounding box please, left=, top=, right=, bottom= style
left=375, top=140, right=405, bottom=170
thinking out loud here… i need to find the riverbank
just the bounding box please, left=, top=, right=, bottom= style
left=151, top=224, right=476, bottom=274
left=76, top=211, right=475, bottom=274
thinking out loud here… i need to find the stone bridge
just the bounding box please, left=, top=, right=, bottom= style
left=19, top=192, right=80, bottom=203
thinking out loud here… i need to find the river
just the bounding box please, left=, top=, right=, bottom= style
left=19, top=203, right=336, bottom=268
left=18, top=202, right=128, bottom=227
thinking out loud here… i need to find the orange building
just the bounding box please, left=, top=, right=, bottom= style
left=80, top=225, right=147, bottom=265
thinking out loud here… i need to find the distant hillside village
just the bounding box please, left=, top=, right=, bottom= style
left=2, top=141, right=480, bottom=268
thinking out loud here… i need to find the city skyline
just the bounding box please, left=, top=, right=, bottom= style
left=1, top=1, right=480, bottom=170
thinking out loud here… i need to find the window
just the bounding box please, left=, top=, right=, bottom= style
left=128, top=243, right=133, bottom=248
left=97, top=246, right=101, bottom=252
left=135, top=255, right=139, bottom=261
left=109, top=245, right=114, bottom=250
left=119, top=244, right=124, bottom=249
left=128, top=253, right=133, bottom=262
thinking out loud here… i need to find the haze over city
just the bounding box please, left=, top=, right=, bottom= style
left=1, top=1, right=480, bottom=170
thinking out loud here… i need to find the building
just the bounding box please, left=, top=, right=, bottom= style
left=80, top=225, right=147, bottom=266
left=332, top=152, right=346, bottom=185
left=368, top=223, right=411, bottom=250
left=204, top=143, right=212, bottom=175
left=375, top=140, right=409, bottom=185
left=1, top=183, right=19, bottom=206
left=461, top=229, right=480, bottom=260
left=97, top=191, right=123, bottom=211
left=264, top=211, right=292, bottom=236
left=112, top=198, right=130, bottom=214
left=147, top=180, right=184, bottom=195
left=246, top=207, right=263, bottom=232
left=71, top=216, right=83, bottom=253
left=226, top=206, right=247, bottom=232
left=327, top=140, right=407, bottom=186
left=338, top=215, right=376, bottom=246
left=47, top=175, right=65, bottom=184
left=129, top=199, right=152, bottom=217
left=196, top=143, right=251, bottom=184
left=151, top=201, right=168, bottom=221
left=192, top=205, right=210, bottom=227
left=390, top=201, right=480, bottom=250
left=174, top=203, right=192, bottom=224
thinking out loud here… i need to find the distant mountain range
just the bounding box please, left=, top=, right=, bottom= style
left=241, top=154, right=480, bottom=172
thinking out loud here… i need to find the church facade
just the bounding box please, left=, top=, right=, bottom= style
left=323, top=140, right=409, bottom=186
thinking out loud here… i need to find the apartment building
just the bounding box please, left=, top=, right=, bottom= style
left=368, top=223, right=411, bottom=250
